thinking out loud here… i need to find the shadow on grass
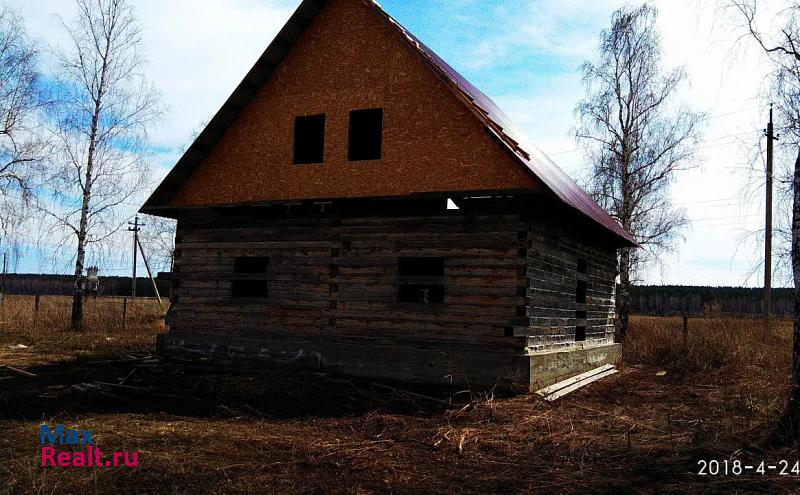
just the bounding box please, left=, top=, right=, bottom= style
left=768, top=394, right=800, bottom=448
left=0, top=354, right=469, bottom=421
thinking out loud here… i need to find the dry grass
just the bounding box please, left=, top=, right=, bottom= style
left=0, top=295, right=163, bottom=367
left=624, top=315, right=791, bottom=375
left=0, top=301, right=798, bottom=494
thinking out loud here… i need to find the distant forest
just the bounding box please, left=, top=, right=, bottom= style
left=0, top=274, right=169, bottom=298
left=630, top=285, right=793, bottom=315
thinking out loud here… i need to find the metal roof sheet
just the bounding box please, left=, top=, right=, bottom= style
left=370, top=2, right=635, bottom=246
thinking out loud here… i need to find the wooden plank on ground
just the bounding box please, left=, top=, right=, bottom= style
left=542, top=368, right=618, bottom=402
left=535, top=364, right=614, bottom=397
left=0, top=365, right=38, bottom=378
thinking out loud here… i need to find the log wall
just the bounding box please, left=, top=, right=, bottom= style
left=162, top=206, right=618, bottom=389
left=522, top=223, right=617, bottom=353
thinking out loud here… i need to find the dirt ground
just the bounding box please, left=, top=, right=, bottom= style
left=0, top=297, right=798, bottom=494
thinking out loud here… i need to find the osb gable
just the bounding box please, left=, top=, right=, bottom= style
left=168, top=0, right=540, bottom=208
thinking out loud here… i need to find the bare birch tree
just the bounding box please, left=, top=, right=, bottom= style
left=0, top=8, right=49, bottom=243
left=43, top=0, right=160, bottom=330
left=728, top=0, right=800, bottom=438
left=575, top=4, right=703, bottom=341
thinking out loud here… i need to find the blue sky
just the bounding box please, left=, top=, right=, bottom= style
left=10, top=0, right=778, bottom=285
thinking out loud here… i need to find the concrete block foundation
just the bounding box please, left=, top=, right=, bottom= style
left=528, top=344, right=621, bottom=391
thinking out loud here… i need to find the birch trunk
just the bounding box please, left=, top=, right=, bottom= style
left=617, top=247, right=631, bottom=342
left=69, top=40, right=109, bottom=331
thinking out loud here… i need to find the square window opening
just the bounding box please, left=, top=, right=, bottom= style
left=398, top=257, right=444, bottom=304
left=348, top=109, right=383, bottom=161
left=294, top=114, right=325, bottom=164
left=232, top=257, right=269, bottom=298
left=576, top=310, right=587, bottom=319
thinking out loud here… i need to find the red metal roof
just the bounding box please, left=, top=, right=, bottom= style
left=369, top=1, right=636, bottom=246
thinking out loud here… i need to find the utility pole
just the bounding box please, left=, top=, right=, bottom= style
left=764, top=104, right=777, bottom=328
left=128, top=216, right=142, bottom=298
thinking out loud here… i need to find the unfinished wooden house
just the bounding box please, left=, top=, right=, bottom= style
left=142, top=0, right=636, bottom=391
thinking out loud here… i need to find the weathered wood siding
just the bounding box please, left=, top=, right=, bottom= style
left=161, top=206, right=619, bottom=389
left=164, top=212, right=531, bottom=388
left=521, top=224, right=617, bottom=353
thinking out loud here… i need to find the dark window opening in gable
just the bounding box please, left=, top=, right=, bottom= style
left=398, top=257, right=445, bottom=304
left=576, top=280, right=587, bottom=304
left=348, top=109, right=383, bottom=161
left=293, top=114, right=325, bottom=164
left=577, top=259, right=588, bottom=274
left=232, top=257, right=269, bottom=298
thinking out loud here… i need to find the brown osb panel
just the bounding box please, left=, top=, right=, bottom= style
left=169, top=0, right=539, bottom=207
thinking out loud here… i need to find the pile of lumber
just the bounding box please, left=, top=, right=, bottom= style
left=535, top=364, right=618, bottom=402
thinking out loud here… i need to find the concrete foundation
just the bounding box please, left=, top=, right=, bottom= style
left=528, top=343, right=621, bottom=391
left=156, top=332, right=531, bottom=392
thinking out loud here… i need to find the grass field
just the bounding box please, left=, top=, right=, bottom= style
left=0, top=295, right=798, bottom=494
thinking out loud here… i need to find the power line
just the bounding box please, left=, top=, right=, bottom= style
left=548, top=129, right=761, bottom=158
left=691, top=213, right=760, bottom=222
left=689, top=222, right=761, bottom=229
left=673, top=196, right=739, bottom=205
left=700, top=105, right=760, bottom=121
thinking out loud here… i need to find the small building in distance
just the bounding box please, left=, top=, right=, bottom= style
left=84, top=266, right=99, bottom=297
left=142, top=0, right=636, bottom=391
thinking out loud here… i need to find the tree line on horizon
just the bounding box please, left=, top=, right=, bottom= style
left=0, top=273, right=167, bottom=298
left=630, top=285, right=795, bottom=315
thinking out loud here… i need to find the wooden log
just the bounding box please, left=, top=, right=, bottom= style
left=0, top=365, right=38, bottom=378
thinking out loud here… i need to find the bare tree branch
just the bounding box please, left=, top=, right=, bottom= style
left=41, top=0, right=161, bottom=330
left=0, top=8, right=49, bottom=245
left=574, top=4, right=704, bottom=340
